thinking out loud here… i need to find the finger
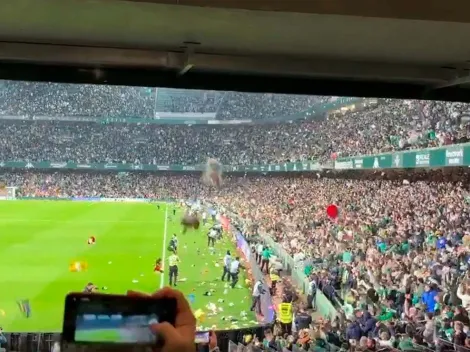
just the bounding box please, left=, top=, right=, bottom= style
left=127, top=290, right=149, bottom=297
left=152, top=287, right=191, bottom=313
left=150, top=322, right=178, bottom=340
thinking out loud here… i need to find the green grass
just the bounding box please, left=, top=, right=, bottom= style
left=75, top=329, right=123, bottom=343
left=0, top=200, right=256, bottom=333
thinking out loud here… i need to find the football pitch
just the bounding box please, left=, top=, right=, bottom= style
left=0, top=200, right=256, bottom=332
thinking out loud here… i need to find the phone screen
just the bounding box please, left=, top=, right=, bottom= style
left=67, top=295, right=175, bottom=344
left=194, top=332, right=209, bottom=344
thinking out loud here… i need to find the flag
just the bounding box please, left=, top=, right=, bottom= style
left=17, top=299, right=31, bottom=318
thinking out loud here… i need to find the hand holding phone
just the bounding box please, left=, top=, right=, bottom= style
left=128, top=288, right=197, bottom=352
left=62, top=287, right=196, bottom=352
left=62, top=292, right=177, bottom=345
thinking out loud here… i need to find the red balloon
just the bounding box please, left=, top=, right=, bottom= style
left=326, top=204, right=339, bottom=219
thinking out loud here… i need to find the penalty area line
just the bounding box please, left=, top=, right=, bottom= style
left=160, top=205, right=168, bottom=289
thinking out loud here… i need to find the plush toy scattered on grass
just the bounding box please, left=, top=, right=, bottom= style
left=69, top=261, right=88, bottom=272
left=194, top=309, right=205, bottom=323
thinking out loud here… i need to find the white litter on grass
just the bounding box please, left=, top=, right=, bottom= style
left=223, top=289, right=228, bottom=295
left=139, top=256, right=142, bottom=259
left=140, top=274, right=144, bottom=277
left=214, top=263, right=220, bottom=267
left=205, top=263, right=208, bottom=266
left=228, top=302, right=234, bottom=307
left=108, top=261, right=112, bottom=264
left=178, top=278, right=187, bottom=282
left=132, top=279, right=139, bottom=283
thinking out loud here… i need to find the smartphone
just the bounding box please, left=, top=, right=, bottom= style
left=62, top=293, right=177, bottom=348
left=194, top=332, right=210, bottom=344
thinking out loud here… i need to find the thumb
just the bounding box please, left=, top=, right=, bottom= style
left=151, top=322, right=179, bottom=341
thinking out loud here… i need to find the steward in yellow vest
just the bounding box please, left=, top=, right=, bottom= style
left=278, top=302, right=293, bottom=324
left=269, top=266, right=280, bottom=296
left=278, top=302, right=293, bottom=334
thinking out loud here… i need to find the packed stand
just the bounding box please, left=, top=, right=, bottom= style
left=0, top=82, right=156, bottom=118
left=1, top=172, right=204, bottom=200
left=214, top=172, right=470, bottom=351
left=0, top=81, right=317, bottom=120
left=215, top=93, right=330, bottom=120
left=0, top=101, right=469, bottom=165
left=0, top=121, right=320, bottom=165
left=0, top=85, right=469, bottom=164
left=4, top=170, right=470, bottom=351
left=156, top=89, right=223, bottom=113
left=324, top=99, right=470, bottom=161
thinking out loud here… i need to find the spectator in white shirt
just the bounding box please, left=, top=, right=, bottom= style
left=229, top=257, right=241, bottom=288
left=250, top=279, right=266, bottom=315
left=256, top=243, right=264, bottom=265
left=207, top=229, right=217, bottom=247
left=221, top=250, right=232, bottom=282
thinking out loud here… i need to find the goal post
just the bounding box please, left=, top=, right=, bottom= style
left=6, top=186, right=17, bottom=200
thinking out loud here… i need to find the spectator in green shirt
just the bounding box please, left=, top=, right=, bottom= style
left=260, top=246, right=271, bottom=273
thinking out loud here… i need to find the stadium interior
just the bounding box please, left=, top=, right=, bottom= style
left=1, top=1, right=470, bottom=352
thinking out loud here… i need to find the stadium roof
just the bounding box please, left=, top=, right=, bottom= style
left=1, top=0, right=470, bottom=101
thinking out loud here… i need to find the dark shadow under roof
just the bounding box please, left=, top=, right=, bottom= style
left=1, top=0, right=470, bottom=100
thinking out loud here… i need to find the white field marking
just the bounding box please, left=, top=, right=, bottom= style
left=0, top=218, right=160, bottom=224
left=160, top=204, right=169, bottom=289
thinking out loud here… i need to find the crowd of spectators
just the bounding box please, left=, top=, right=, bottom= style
left=325, top=99, right=470, bottom=160
left=0, top=121, right=319, bottom=165
left=3, top=81, right=470, bottom=351
left=0, top=83, right=469, bottom=164
left=3, top=168, right=470, bottom=351
left=157, top=90, right=222, bottom=113
left=215, top=93, right=326, bottom=120
left=0, top=82, right=156, bottom=118
left=0, top=81, right=319, bottom=119
left=216, top=170, right=470, bottom=352
left=0, top=102, right=467, bottom=165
